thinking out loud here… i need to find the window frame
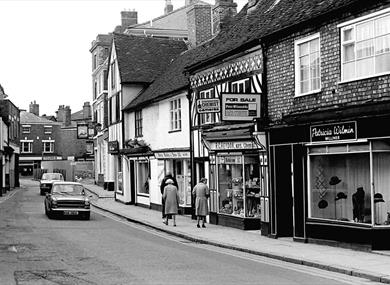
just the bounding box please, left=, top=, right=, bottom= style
left=294, top=33, right=322, bottom=97
left=170, top=98, right=182, bottom=132
left=42, top=140, right=54, bottom=153
left=22, top=125, right=31, bottom=134
left=43, top=125, right=52, bottom=134
left=340, top=10, right=390, bottom=83
left=135, top=110, right=143, bottom=137
left=199, top=88, right=216, bottom=125
left=21, top=140, right=33, bottom=153
left=110, top=61, right=116, bottom=90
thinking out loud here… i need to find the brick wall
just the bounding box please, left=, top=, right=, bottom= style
left=267, top=3, right=390, bottom=126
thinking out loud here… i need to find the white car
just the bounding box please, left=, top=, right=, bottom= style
left=44, top=181, right=91, bottom=220
left=40, top=173, right=64, bottom=195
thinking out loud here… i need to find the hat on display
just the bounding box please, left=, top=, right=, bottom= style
left=329, top=176, right=342, bottom=185
left=374, top=193, right=385, bottom=203
left=335, top=192, right=347, bottom=201
left=166, top=179, right=174, bottom=185
left=318, top=199, right=328, bottom=209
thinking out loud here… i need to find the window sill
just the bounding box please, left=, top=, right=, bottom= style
left=168, top=129, right=181, bottom=134
left=294, top=89, right=321, bottom=98
left=338, top=72, right=390, bottom=85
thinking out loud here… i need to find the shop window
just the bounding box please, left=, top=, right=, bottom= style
left=341, top=12, right=390, bottom=82
left=309, top=153, right=371, bottom=224
left=137, top=161, right=149, bottom=195
left=294, top=33, right=321, bottom=96
left=170, top=99, right=181, bottom=131
left=217, top=154, right=261, bottom=218
left=231, top=78, right=250, bottom=93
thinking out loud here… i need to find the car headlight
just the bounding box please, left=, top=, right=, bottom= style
left=85, top=199, right=90, bottom=208
left=51, top=199, right=57, bottom=208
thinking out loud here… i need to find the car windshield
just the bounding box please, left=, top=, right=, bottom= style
left=42, top=173, right=63, bottom=180
left=52, top=184, right=84, bottom=195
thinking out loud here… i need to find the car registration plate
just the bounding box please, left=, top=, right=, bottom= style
left=64, top=210, right=78, bottom=215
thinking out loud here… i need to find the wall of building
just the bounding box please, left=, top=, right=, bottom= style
left=266, top=4, right=390, bottom=126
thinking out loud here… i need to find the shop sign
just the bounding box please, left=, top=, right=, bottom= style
left=310, top=121, right=357, bottom=142
left=42, top=156, right=60, bottom=161
left=221, top=93, right=261, bottom=121
left=77, top=124, right=88, bottom=139
left=217, top=155, right=242, bottom=164
left=108, top=140, right=119, bottom=154
left=209, top=141, right=257, bottom=151
left=155, top=151, right=190, bottom=159
left=196, top=98, right=220, bottom=113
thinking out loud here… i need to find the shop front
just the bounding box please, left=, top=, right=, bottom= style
left=202, top=125, right=269, bottom=231
left=270, top=116, right=390, bottom=249
left=154, top=149, right=192, bottom=214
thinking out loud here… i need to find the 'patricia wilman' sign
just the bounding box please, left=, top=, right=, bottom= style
left=310, top=121, right=357, bottom=142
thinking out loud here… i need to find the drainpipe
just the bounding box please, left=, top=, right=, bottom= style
left=186, top=79, right=196, bottom=220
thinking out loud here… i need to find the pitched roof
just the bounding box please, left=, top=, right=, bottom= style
left=20, top=111, right=61, bottom=124
left=124, top=48, right=198, bottom=110
left=187, top=0, right=370, bottom=71
left=112, top=33, right=188, bottom=84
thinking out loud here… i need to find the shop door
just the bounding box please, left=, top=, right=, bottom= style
left=273, top=145, right=293, bottom=237
left=292, top=144, right=305, bottom=239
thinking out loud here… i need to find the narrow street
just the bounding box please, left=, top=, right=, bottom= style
left=0, top=179, right=381, bottom=285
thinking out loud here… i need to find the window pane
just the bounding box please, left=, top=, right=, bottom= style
left=376, top=53, right=390, bottom=73
left=375, top=34, right=390, bottom=55
left=299, top=42, right=309, bottom=56
left=309, top=153, right=371, bottom=224
left=300, top=80, right=310, bottom=94
left=375, top=15, right=390, bottom=36
left=357, top=21, right=374, bottom=41
left=343, top=28, right=354, bottom=41
left=311, top=78, right=321, bottom=90
left=356, top=39, right=374, bottom=58
left=310, top=38, right=319, bottom=52
left=343, top=44, right=355, bottom=62
left=373, top=152, right=390, bottom=225
left=356, top=57, right=375, bottom=77
left=343, top=61, right=356, bottom=81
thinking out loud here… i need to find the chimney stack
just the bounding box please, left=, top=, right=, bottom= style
left=121, top=10, right=138, bottom=28
left=186, top=3, right=213, bottom=48
left=164, top=0, right=173, bottom=14
left=83, top=102, right=91, bottom=120
left=213, top=0, right=237, bottom=34
left=64, top=106, right=71, bottom=126
left=29, top=101, right=39, bottom=116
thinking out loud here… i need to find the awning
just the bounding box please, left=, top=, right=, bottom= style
left=201, top=123, right=266, bottom=151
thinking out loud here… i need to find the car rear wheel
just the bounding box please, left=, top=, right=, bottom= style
left=40, top=189, right=45, bottom=196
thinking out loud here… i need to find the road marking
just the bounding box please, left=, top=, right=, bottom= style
left=91, top=208, right=380, bottom=285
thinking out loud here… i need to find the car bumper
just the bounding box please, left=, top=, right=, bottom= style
left=51, top=208, right=90, bottom=212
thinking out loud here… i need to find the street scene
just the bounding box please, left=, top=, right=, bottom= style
left=1, top=0, right=390, bottom=284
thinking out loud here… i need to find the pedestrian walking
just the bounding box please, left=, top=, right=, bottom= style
left=160, top=173, right=178, bottom=220
left=162, top=179, right=180, bottom=226
left=192, top=177, right=209, bottom=228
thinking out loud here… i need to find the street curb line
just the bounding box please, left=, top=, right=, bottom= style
left=90, top=202, right=389, bottom=284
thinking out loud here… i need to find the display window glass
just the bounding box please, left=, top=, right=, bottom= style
left=137, top=161, right=149, bottom=195
left=373, top=150, right=390, bottom=225
left=217, top=154, right=261, bottom=218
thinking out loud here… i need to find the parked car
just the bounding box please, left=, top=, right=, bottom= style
left=40, top=172, right=64, bottom=195
left=44, top=181, right=91, bottom=220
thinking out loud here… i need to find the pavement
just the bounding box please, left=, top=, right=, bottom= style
left=80, top=182, right=390, bottom=283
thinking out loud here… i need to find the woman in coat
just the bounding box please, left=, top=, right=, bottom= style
left=162, top=179, right=180, bottom=226
left=192, top=178, right=209, bottom=228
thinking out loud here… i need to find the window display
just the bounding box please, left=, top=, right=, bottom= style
left=373, top=146, right=390, bottom=225
left=217, top=154, right=261, bottom=218
left=309, top=152, right=371, bottom=224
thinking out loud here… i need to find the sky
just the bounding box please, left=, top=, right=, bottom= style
left=0, top=0, right=246, bottom=116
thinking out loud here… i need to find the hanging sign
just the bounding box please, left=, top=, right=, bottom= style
left=310, top=121, right=357, bottom=142
left=108, top=141, right=119, bottom=154
left=221, top=93, right=261, bottom=121
left=196, top=99, right=220, bottom=113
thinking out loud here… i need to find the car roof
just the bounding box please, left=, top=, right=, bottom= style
left=52, top=181, right=83, bottom=186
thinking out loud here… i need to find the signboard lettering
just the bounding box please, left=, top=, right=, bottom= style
left=310, top=121, right=357, bottom=142
left=210, top=141, right=258, bottom=150
left=221, top=93, right=261, bottom=121
left=196, top=99, right=220, bottom=113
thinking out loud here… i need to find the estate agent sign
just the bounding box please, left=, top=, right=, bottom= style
left=310, top=121, right=357, bottom=142
left=221, top=93, right=261, bottom=121
left=196, top=98, right=220, bottom=113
